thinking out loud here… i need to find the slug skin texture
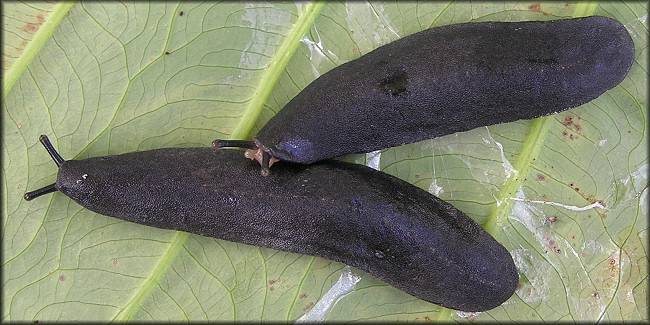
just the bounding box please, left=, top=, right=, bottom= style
left=254, top=16, right=634, bottom=164
left=53, top=148, right=518, bottom=312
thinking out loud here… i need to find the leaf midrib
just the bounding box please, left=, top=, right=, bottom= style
left=483, top=2, right=599, bottom=234
left=110, top=3, right=325, bottom=321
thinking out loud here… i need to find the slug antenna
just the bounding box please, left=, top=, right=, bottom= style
left=39, top=135, right=66, bottom=167
left=212, top=140, right=257, bottom=149
left=23, top=135, right=66, bottom=201
left=24, top=184, right=57, bottom=201
left=260, top=151, right=271, bottom=177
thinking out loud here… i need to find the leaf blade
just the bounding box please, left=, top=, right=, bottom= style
left=2, top=1, right=75, bottom=98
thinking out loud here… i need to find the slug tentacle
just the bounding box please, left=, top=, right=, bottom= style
left=39, top=134, right=66, bottom=167
left=211, top=139, right=257, bottom=150
left=23, top=135, right=67, bottom=200
left=24, top=183, right=58, bottom=201
left=260, top=151, right=271, bottom=176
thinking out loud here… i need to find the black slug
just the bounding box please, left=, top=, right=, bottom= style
left=214, top=16, right=634, bottom=175
left=25, top=135, right=518, bottom=312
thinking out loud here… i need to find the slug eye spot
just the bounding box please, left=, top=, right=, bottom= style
left=75, top=174, right=88, bottom=184
left=379, top=69, right=409, bottom=97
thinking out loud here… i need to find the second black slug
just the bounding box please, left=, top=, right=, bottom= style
left=25, top=135, right=518, bottom=312
left=214, top=16, right=634, bottom=174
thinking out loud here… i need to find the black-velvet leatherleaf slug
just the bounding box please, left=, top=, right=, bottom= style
left=214, top=16, right=634, bottom=175
left=25, top=135, right=518, bottom=312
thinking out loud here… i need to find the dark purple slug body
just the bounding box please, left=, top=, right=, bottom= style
left=25, top=136, right=518, bottom=312
left=215, top=16, right=634, bottom=173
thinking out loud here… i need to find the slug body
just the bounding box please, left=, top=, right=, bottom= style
left=26, top=137, right=518, bottom=312
left=217, top=16, right=634, bottom=169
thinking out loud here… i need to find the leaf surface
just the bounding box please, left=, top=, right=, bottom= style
left=2, top=1, right=647, bottom=322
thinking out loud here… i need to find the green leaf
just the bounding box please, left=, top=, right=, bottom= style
left=2, top=1, right=647, bottom=322
left=2, top=1, right=74, bottom=98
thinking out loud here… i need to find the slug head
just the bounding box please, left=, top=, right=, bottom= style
left=24, top=135, right=111, bottom=202
left=53, top=159, right=103, bottom=205
left=212, top=139, right=279, bottom=176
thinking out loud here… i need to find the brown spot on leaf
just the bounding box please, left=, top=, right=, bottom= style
left=561, top=114, right=586, bottom=140
left=24, top=23, right=39, bottom=32
left=303, top=301, right=314, bottom=312
left=528, top=3, right=541, bottom=12
left=562, top=115, right=574, bottom=126
left=573, top=124, right=581, bottom=132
